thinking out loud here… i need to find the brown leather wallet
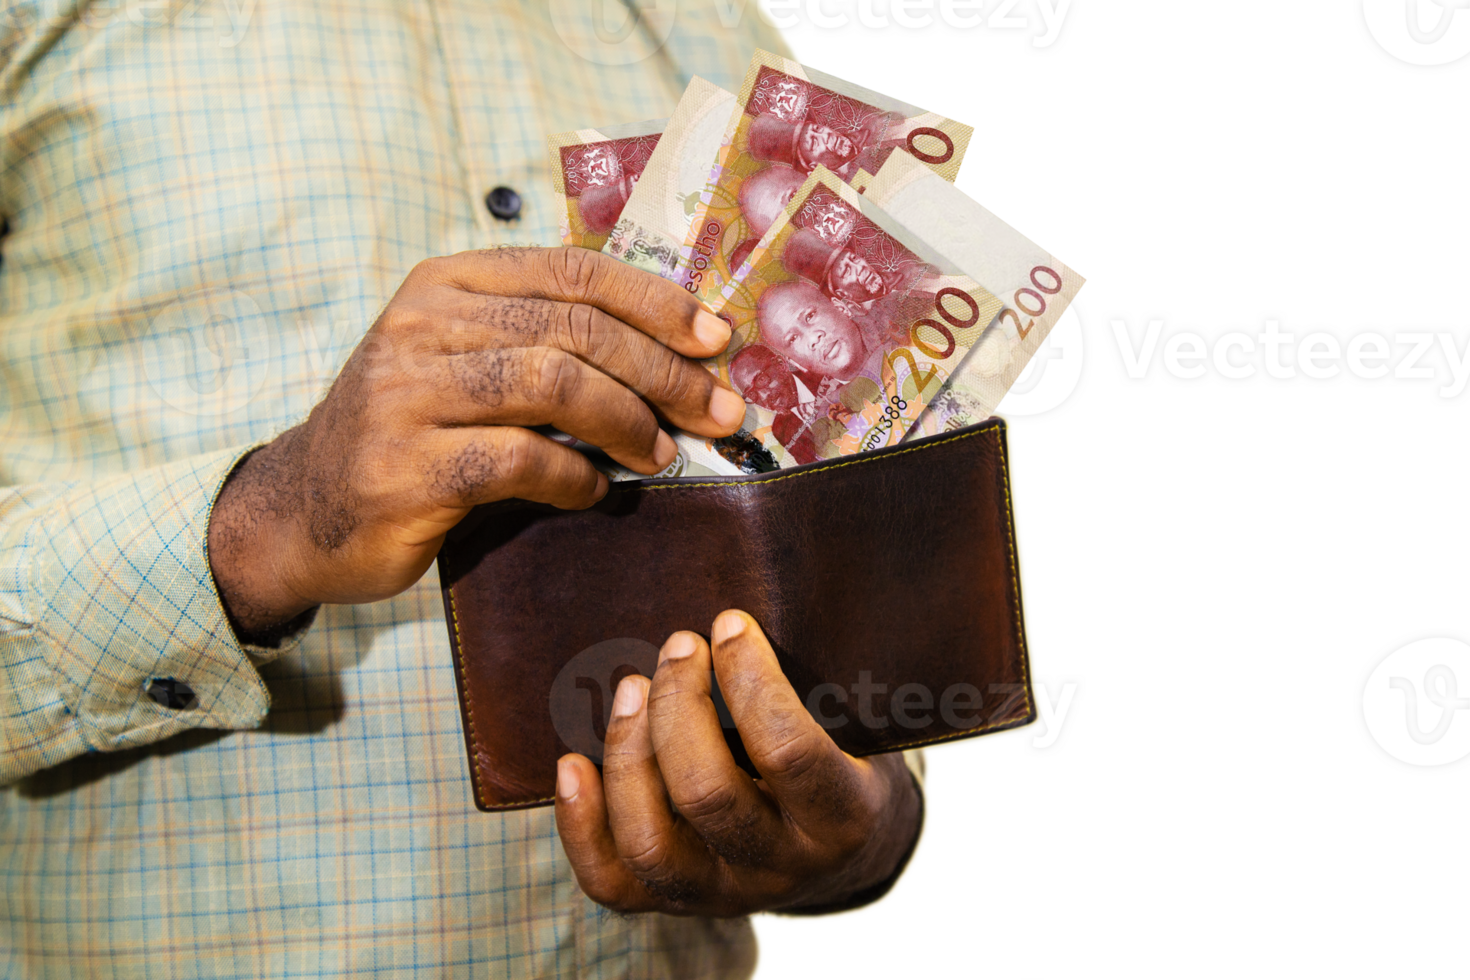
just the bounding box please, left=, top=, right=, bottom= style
left=438, top=417, right=1035, bottom=811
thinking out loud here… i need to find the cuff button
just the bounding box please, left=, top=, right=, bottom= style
left=146, top=678, right=197, bottom=711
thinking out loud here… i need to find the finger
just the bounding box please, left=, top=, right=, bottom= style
left=601, top=674, right=723, bottom=910
left=438, top=293, right=744, bottom=438
left=421, top=425, right=608, bottom=512
left=647, top=631, right=785, bottom=867
left=423, top=247, right=733, bottom=360
left=709, top=610, right=878, bottom=835
left=554, top=753, right=660, bottom=913
left=435, top=346, right=677, bottom=474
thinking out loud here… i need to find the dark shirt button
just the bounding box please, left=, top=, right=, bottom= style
left=146, top=678, right=197, bottom=710
left=485, top=186, right=522, bottom=221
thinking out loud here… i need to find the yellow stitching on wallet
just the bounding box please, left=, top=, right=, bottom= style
left=994, top=425, right=1034, bottom=721
left=467, top=420, right=1015, bottom=804
left=612, top=421, right=1001, bottom=495
left=875, top=712, right=1033, bottom=754
left=616, top=419, right=1029, bottom=756
left=446, top=582, right=490, bottom=808
left=484, top=795, right=555, bottom=811
left=843, top=426, right=1033, bottom=753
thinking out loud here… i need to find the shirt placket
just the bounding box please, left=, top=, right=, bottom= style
left=425, top=0, right=551, bottom=250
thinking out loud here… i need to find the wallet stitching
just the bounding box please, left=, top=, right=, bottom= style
left=447, top=552, right=559, bottom=811
left=448, top=418, right=1019, bottom=807
left=445, top=578, right=492, bottom=808
left=610, top=422, right=1000, bottom=494
left=854, top=427, right=1035, bottom=754
left=855, top=708, right=1034, bottom=753
left=994, top=425, right=1035, bottom=721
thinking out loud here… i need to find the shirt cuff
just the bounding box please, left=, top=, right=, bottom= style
left=0, top=446, right=296, bottom=780
left=758, top=752, right=929, bottom=928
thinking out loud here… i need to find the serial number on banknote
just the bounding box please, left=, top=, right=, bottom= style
left=861, top=394, right=910, bottom=451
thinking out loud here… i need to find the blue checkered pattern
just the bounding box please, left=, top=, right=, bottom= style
left=0, top=2, right=786, bottom=975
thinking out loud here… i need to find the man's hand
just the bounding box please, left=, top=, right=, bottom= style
left=555, top=610, right=923, bottom=916
left=208, top=247, right=745, bottom=634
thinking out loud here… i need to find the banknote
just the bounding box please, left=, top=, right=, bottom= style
left=537, top=427, right=745, bottom=482
left=860, top=151, right=1087, bottom=437
left=677, top=49, right=974, bottom=307
left=667, top=428, right=775, bottom=476
left=603, top=77, right=740, bottom=281
left=548, top=118, right=664, bottom=251
left=550, top=89, right=751, bottom=481
left=676, top=166, right=1002, bottom=468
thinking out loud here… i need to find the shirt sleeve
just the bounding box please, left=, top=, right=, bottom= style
left=758, top=746, right=929, bottom=922
left=0, top=446, right=303, bottom=783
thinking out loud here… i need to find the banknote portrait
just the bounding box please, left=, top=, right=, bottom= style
left=743, top=67, right=904, bottom=182
left=728, top=164, right=808, bottom=278
left=578, top=176, right=634, bottom=235
left=780, top=225, right=937, bottom=317
left=549, top=125, right=662, bottom=249
left=757, top=280, right=871, bottom=383
left=756, top=188, right=939, bottom=382
left=678, top=50, right=972, bottom=306
left=712, top=174, right=999, bottom=465
left=729, top=343, right=799, bottom=413
left=739, top=164, right=806, bottom=240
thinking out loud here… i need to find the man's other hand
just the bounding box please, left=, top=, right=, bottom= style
left=555, top=610, right=923, bottom=916
left=207, top=247, right=744, bottom=633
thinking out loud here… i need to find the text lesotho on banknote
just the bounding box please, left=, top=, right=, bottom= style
left=603, top=77, right=740, bottom=281
left=679, top=49, right=974, bottom=307
left=675, top=166, right=1002, bottom=468
left=860, top=152, right=1087, bottom=438
left=548, top=117, right=664, bottom=251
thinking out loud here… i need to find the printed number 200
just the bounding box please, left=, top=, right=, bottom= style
left=999, top=266, right=1063, bottom=341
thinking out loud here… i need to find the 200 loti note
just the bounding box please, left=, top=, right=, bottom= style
left=676, top=166, right=1003, bottom=468
left=548, top=118, right=664, bottom=252
left=603, top=51, right=973, bottom=299
left=861, top=151, right=1086, bottom=438
left=550, top=51, right=1081, bottom=479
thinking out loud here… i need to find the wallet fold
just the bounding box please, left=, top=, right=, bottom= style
left=439, top=417, right=1035, bottom=811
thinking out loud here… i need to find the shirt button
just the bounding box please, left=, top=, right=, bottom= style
left=485, top=186, right=522, bottom=221
left=146, top=678, right=197, bottom=710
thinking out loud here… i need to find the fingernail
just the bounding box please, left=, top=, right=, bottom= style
left=653, top=430, right=677, bottom=469
left=709, top=387, right=746, bottom=430
left=593, top=473, right=609, bottom=500
left=557, top=758, right=580, bottom=802
left=694, top=311, right=732, bottom=351
left=712, top=612, right=746, bottom=644
left=659, top=632, right=697, bottom=665
left=611, top=675, right=646, bottom=719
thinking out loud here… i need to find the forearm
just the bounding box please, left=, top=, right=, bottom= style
left=207, top=432, right=320, bottom=637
